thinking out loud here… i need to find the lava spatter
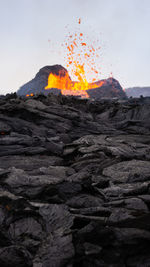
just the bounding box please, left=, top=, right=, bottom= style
left=45, top=19, right=104, bottom=97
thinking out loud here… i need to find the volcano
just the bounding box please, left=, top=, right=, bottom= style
left=17, top=65, right=127, bottom=99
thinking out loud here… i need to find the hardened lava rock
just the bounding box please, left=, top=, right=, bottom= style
left=0, top=93, right=150, bottom=266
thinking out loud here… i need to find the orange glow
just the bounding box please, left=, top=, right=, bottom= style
left=45, top=70, right=104, bottom=98
left=45, top=19, right=104, bottom=97
left=26, top=93, right=34, bottom=97
left=45, top=72, right=72, bottom=91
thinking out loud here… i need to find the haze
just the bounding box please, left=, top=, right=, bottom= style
left=0, top=0, right=150, bottom=94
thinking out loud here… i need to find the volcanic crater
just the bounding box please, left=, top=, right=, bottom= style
left=17, top=65, right=127, bottom=100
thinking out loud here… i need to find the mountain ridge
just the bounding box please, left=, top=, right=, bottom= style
left=126, top=86, right=150, bottom=97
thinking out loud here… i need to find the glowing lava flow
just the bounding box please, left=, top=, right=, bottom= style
left=45, top=19, right=104, bottom=97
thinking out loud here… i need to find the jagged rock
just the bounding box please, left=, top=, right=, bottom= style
left=0, top=93, right=149, bottom=266
left=0, top=246, right=32, bottom=267
left=103, top=160, right=150, bottom=183
left=0, top=155, right=63, bottom=172
left=33, top=204, right=74, bottom=267
left=67, top=194, right=103, bottom=208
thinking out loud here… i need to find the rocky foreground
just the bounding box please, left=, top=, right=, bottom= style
left=0, top=93, right=150, bottom=266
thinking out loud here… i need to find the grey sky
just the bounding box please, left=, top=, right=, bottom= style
left=0, top=0, right=150, bottom=94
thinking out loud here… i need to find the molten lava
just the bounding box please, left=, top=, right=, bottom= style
left=45, top=70, right=104, bottom=98
left=26, top=93, right=34, bottom=97
left=45, top=18, right=104, bottom=97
